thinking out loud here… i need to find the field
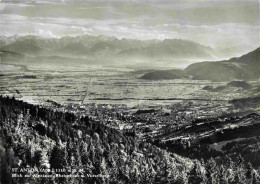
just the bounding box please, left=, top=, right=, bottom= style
left=0, top=62, right=257, bottom=108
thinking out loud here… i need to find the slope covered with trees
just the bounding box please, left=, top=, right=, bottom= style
left=1, top=96, right=259, bottom=184
left=0, top=96, right=194, bottom=184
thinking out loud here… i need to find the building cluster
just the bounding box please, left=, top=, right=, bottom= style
left=43, top=99, right=241, bottom=143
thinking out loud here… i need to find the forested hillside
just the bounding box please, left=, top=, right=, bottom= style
left=0, top=96, right=259, bottom=184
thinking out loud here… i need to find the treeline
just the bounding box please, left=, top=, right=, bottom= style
left=0, top=96, right=260, bottom=184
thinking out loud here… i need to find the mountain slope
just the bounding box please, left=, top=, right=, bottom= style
left=119, top=39, right=214, bottom=60
left=0, top=50, right=25, bottom=62
left=184, top=48, right=260, bottom=81
left=1, top=37, right=43, bottom=55
left=139, top=48, right=259, bottom=81
left=0, top=96, right=195, bottom=184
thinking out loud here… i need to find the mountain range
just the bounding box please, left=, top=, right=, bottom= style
left=0, top=35, right=214, bottom=61
left=1, top=35, right=259, bottom=79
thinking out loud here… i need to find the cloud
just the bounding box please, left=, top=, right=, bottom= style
left=0, top=0, right=259, bottom=49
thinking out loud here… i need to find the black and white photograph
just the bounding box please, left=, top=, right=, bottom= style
left=0, top=0, right=259, bottom=183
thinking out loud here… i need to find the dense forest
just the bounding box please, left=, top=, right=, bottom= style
left=0, top=96, right=259, bottom=184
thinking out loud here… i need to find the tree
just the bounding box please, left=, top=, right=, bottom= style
left=231, top=173, right=241, bottom=184
left=206, top=158, right=216, bottom=184
left=188, top=161, right=204, bottom=184
left=218, top=165, right=228, bottom=184
left=246, top=162, right=253, bottom=179
left=49, top=146, right=68, bottom=170
left=252, top=171, right=259, bottom=184
left=32, top=150, right=42, bottom=167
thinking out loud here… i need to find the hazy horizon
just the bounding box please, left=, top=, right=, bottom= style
left=1, top=0, right=259, bottom=50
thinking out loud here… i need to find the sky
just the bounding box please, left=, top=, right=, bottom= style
left=0, top=0, right=259, bottom=48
